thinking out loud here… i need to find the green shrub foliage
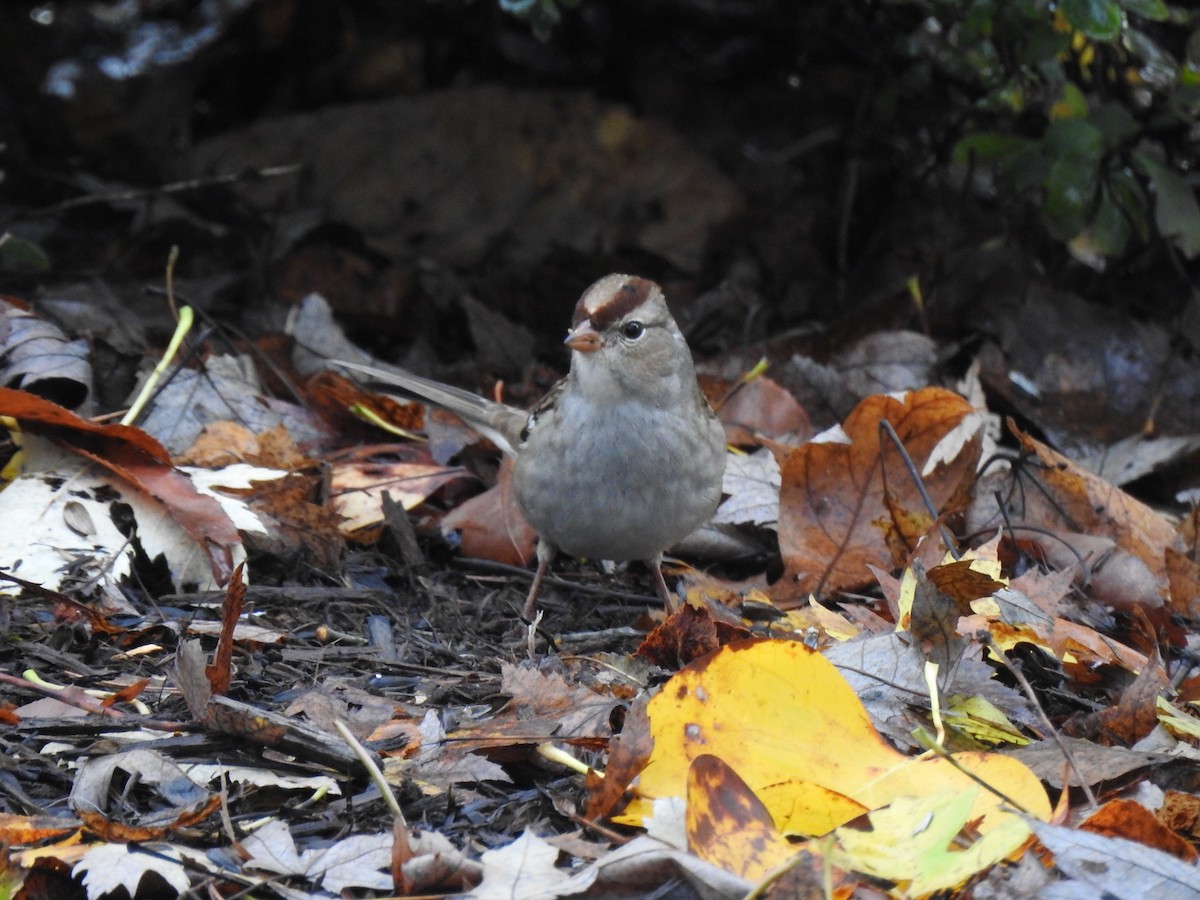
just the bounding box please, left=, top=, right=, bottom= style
left=929, top=0, right=1200, bottom=263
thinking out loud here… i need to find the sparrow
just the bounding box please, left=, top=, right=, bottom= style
left=335, top=273, right=726, bottom=619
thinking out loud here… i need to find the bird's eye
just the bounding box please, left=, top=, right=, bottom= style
left=621, top=321, right=645, bottom=340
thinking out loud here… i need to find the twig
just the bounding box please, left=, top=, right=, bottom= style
left=878, top=419, right=960, bottom=559
left=982, top=634, right=1099, bottom=809
left=333, top=719, right=407, bottom=826
left=122, top=251, right=194, bottom=427
left=24, top=165, right=301, bottom=218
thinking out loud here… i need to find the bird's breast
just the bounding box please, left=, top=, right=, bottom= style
left=513, top=398, right=724, bottom=562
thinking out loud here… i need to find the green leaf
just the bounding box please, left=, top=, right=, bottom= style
left=1089, top=101, right=1138, bottom=148
left=952, top=132, right=1037, bottom=165
left=1125, top=29, right=1179, bottom=89
left=0, top=234, right=51, bottom=272
left=1107, top=166, right=1151, bottom=242
left=1042, top=120, right=1105, bottom=239
left=1061, top=0, right=1124, bottom=41
left=1043, top=118, right=1104, bottom=161
left=1086, top=184, right=1132, bottom=256
left=1132, top=151, right=1200, bottom=257
left=1118, top=0, right=1169, bottom=21
left=1044, top=155, right=1100, bottom=238
left=1050, top=82, right=1088, bottom=119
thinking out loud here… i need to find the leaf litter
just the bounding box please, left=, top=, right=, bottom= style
left=4, top=49, right=1200, bottom=900
left=4, top=298, right=1200, bottom=897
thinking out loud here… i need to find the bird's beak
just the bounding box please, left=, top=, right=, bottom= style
left=565, top=320, right=601, bottom=353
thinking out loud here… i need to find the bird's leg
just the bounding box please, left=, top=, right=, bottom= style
left=522, top=540, right=557, bottom=621
left=649, top=554, right=677, bottom=611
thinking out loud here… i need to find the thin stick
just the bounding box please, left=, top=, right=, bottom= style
left=333, top=719, right=407, bottom=826
left=879, top=419, right=960, bottom=559
left=982, top=634, right=1098, bottom=809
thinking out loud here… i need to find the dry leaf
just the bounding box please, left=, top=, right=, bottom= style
left=685, top=754, right=796, bottom=881
left=772, top=387, right=982, bottom=601
left=441, top=458, right=537, bottom=567
left=616, top=639, right=1050, bottom=838
left=1080, top=799, right=1197, bottom=862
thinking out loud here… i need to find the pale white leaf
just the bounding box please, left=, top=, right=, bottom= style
left=74, top=843, right=190, bottom=899
left=177, top=763, right=341, bottom=795
left=306, top=833, right=393, bottom=893
left=643, top=796, right=687, bottom=851
left=469, top=830, right=577, bottom=900
left=714, top=448, right=779, bottom=528
left=1030, top=819, right=1200, bottom=899
left=242, top=819, right=304, bottom=874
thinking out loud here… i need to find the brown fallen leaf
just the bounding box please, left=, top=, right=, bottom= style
left=974, top=423, right=1182, bottom=605
left=1080, top=799, right=1198, bottom=862
left=306, top=369, right=427, bottom=438
left=586, top=694, right=653, bottom=822
left=1017, top=528, right=1163, bottom=612
left=1009, top=736, right=1168, bottom=789
left=702, top=372, right=813, bottom=445
left=1159, top=791, right=1200, bottom=845
left=1067, top=645, right=1170, bottom=745
left=440, top=458, right=537, bottom=568
left=0, top=813, right=80, bottom=845
left=958, top=611, right=1148, bottom=674
left=331, top=444, right=474, bottom=538
left=1166, top=547, right=1200, bottom=618
left=635, top=604, right=750, bottom=669
left=772, top=387, right=981, bottom=601
left=500, top=662, right=617, bottom=744
left=205, top=562, right=245, bottom=697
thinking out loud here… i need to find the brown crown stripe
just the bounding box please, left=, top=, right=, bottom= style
left=572, top=276, right=656, bottom=328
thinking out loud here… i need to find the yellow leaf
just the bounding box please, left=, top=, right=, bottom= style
left=685, top=755, right=796, bottom=881
left=618, top=640, right=1049, bottom=843
left=1158, top=696, right=1200, bottom=740
left=831, top=789, right=1034, bottom=896
left=943, top=695, right=1031, bottom=747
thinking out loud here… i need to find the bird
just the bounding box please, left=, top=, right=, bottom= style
left=334, top=273, right=727, bottom=620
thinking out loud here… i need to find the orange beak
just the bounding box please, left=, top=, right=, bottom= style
left=565, top=320, right=602, bottom=353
